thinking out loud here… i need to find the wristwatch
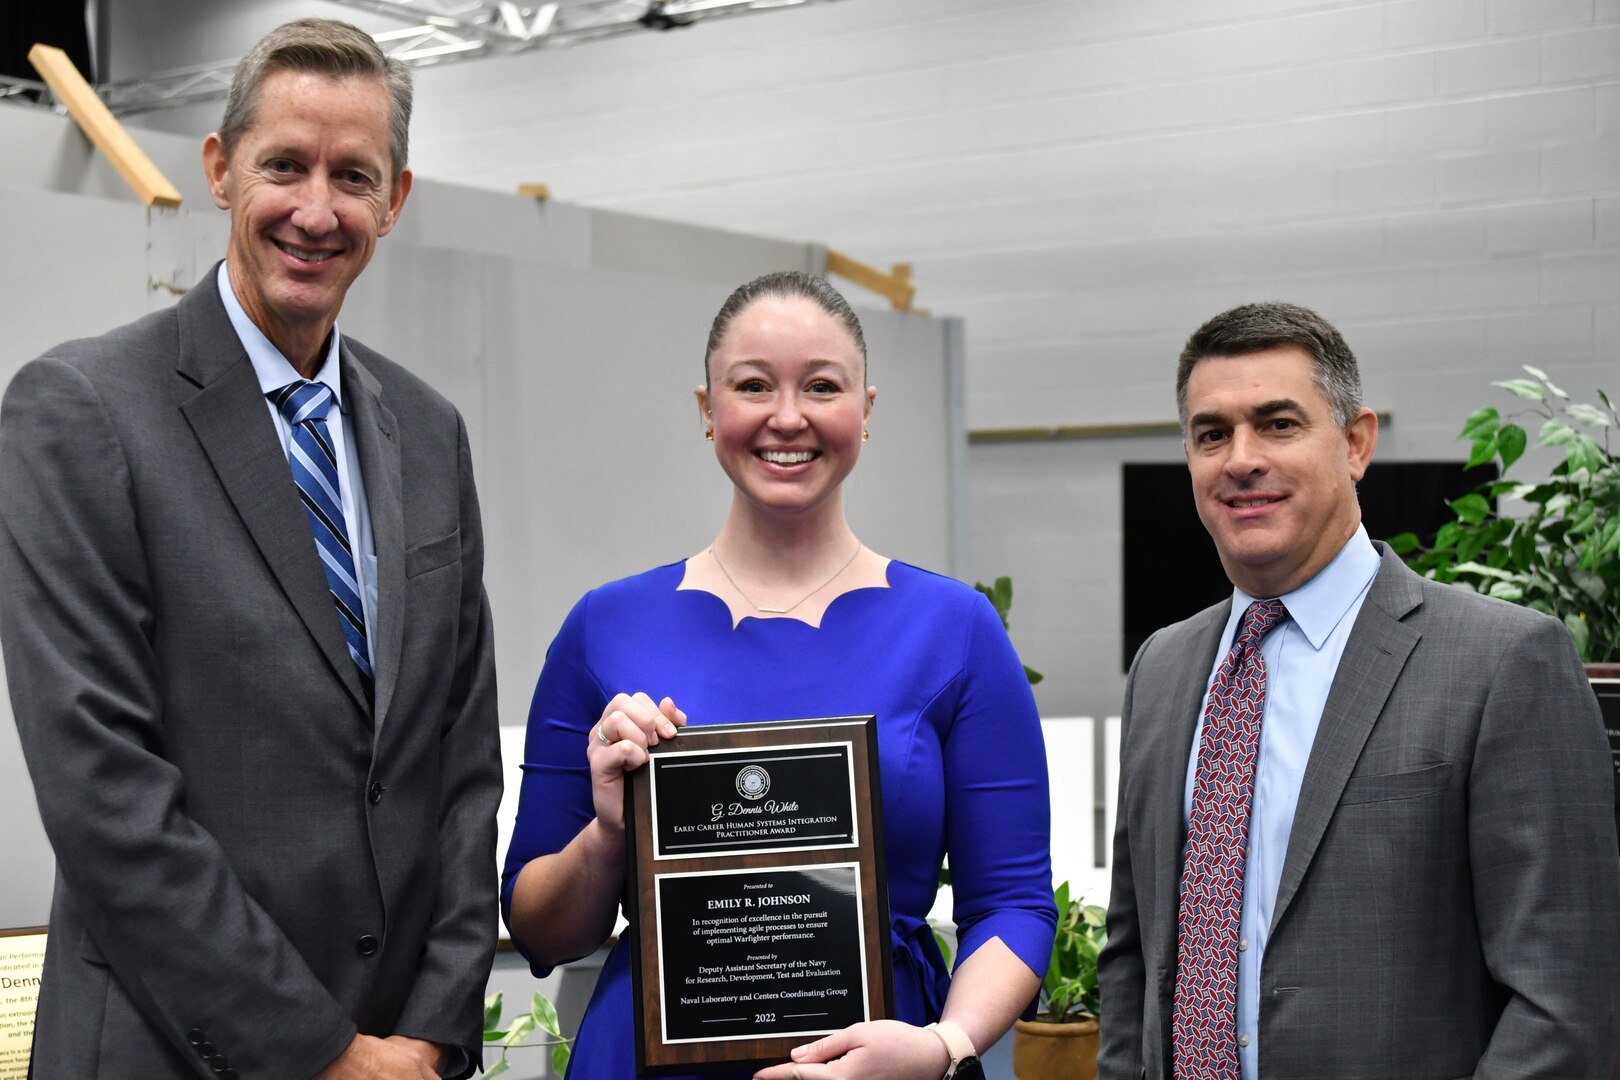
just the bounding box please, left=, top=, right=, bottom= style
left=925, top=1020, right=981, bottom=1080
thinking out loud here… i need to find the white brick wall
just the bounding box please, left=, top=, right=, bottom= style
left=111, top=0, right=1620, bottom=718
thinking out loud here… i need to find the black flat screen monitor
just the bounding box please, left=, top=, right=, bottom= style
left=1120, top=461, right=1495, bottom=672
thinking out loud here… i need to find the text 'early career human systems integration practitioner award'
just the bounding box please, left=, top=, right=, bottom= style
left=624, top=716, right=894, bottom=1074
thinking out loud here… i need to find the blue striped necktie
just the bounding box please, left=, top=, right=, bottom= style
left=269, top=380, right=374, bottom=701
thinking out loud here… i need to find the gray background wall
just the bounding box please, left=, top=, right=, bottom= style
left=94, top=0, right=1620, bottom=721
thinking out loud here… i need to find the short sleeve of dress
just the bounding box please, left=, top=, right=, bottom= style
left=500, top=591, right=611, bottom=975
left=946, top=593, right=1056, bottom=979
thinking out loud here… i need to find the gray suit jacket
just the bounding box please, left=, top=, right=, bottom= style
left=1098, top=543, right=1620, bottom=1080
left=0, top=267, right=503, bottom=1078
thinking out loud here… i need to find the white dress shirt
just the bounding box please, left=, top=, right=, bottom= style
left=217, top=262, right=378, bottom=652
left=1183, top=524, right=1381, bottom=1080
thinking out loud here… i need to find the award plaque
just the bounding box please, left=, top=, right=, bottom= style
left=623, top=716, right=894, bottom=1074
left=1592, top=673, right=1620, bottom=852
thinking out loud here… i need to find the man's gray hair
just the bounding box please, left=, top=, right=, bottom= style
left=218, top=18, right=412, bottom=183
left=1176, top=301, right=1363, bottom=428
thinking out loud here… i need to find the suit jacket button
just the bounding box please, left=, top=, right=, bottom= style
left=368, top=781, right=385, bottom=805
left=187, top=1030, right=205, bottom=1047
left=221, top=1072, right=238, bottom=1080
left=357, top=933, right=379, bottom=957
left=210, top=1054, right=230, bottom=1072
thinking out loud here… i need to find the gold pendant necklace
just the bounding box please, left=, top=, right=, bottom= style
left=710, top=542, right=863, bottom=615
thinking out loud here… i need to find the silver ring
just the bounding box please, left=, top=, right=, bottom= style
left=596, top=724, right=611, bottom=746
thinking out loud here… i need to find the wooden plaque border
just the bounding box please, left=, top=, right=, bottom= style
left=624, top=716, right=893, bottom=1074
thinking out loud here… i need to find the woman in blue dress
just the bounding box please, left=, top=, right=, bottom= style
left=502, top=272, right=1054, bottom=1079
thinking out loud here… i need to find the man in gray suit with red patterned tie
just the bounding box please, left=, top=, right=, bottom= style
left=1099, top=302, right=1619, bottom=1080
left=0, top=18, right=500, bottom=1080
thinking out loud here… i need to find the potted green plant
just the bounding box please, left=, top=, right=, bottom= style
left=1391, top=365, right=1619, bottom=668
left=1012, top=880, right=1106, bottom=1080
left=484, top=990, right=572, bottom=1078
left=974, top=576, right=1044, bottom=684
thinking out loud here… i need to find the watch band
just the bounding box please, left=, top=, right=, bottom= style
left=926, top=1020, right=978, bottom=1079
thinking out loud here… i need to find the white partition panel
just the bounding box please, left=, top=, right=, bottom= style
left=1039, top=717, right=1095, bottom=891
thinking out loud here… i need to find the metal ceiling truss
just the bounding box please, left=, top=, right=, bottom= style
left=19, top=0, right=842, bottom=117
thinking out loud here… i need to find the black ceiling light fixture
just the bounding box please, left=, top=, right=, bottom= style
left=1, top=0, right=94, bottom=101
left=638, top=1, right=694, bottom=31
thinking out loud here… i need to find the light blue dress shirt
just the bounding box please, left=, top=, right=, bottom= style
left=1182, top=524, right=1380, bottom=1080
left=217, top=262, right=379, bottom=656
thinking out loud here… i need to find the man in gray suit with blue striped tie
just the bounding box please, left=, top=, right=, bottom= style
left=1099, top=302, right=1619, bottom=1080
left=0, top=18, right=501, bottom=1079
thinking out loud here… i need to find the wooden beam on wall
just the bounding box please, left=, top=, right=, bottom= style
left=969, top=420, right=1183, bottom=444
left=27, top=43, right=182, bottom=209
left=969, top=411, right=1393, bottom=445
left=825, top=250, right=916, bottom=311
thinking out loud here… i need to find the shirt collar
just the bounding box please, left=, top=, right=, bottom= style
left=217, top=261, right=345, bottom=409
left=1227, top=524, right=1380, bottom=650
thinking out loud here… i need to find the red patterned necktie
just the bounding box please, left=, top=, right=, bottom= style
left=1173, top=598, right=1288, bottom=1080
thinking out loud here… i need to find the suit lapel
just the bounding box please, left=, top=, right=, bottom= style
left=1269, top=545, right=1422, bottom=934
left=343, top=346, right=404, bottom=732
left=1150, top=601, right=1230, bottom=963
left=175, top=268, right=371, bottom=716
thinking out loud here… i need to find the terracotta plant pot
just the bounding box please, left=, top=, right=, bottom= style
left=1012, top=1018, right=1099, bottom=1080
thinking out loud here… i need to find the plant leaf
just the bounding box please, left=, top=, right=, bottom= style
left=484, top=992, right=504, bottom=1034
left=1508, top=524, right=1538, bottom=571
left=485, top=1058, right=510, bottom=1079
left=1494, top=378, right=1545, bottom=401
left=1564, top=613, right=1591, bottom=661
left=502, top=1015, right=536, bottom=1049
left=1487, top=581, right=1525, bottom=602
left=1458, top=406, right=1500, bottom=441
left=1024, top=665, right=1044, bottom=685
left=1496, top=423, right=1528, bottom=470
left=532, top=992, right=562, bottom=1038
left=1450, top=493, right=1492, bottom=524
left=553, top=1042, right=572, bottom=1078
left=1569, top=437, right=1606, bottom=476
left=1522, top=364, right=1549, bottom=381
left=1538, top=418, right=1576, bottom=446
left=1387, top=532, right=1420, bottom=555
left=1601, top=515, right=1620, bottom=556
left=1465, top=434, right=1499, bottom=470
left=1452, top=561, right=1519, bottom=581
left=1565, top=403, right=1611, bottom=429
left=1457, top=528, right=1489, bottom=565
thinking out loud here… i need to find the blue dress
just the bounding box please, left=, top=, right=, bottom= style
left=501, top=560, right=1055, bottom=1078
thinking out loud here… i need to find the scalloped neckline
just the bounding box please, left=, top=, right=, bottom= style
left=675, top=558, right=896, bottom=631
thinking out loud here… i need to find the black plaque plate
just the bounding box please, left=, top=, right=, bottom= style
left=624, top=716, right=893, bottom=1074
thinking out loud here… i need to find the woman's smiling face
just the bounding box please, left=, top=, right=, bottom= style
left=699, top=294, right=874, bottom=520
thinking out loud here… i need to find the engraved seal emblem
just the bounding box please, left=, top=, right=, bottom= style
left=735, top=765, right=771, bottom=800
